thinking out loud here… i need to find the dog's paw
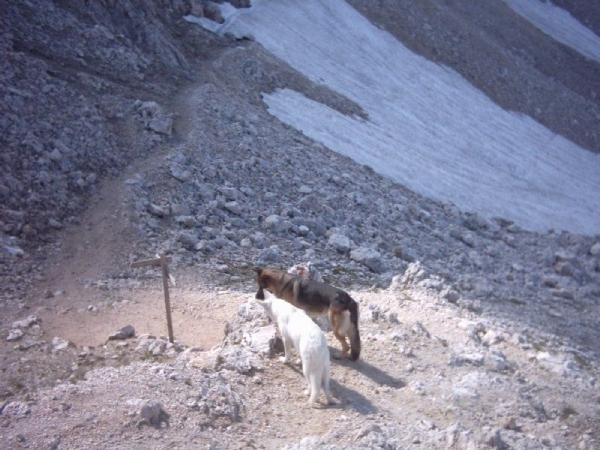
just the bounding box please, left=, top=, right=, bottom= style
left=279, top=356, right=289, bottom=364
left=295, top=358, right=302, bottom=366
left=303, top=389, right=310, bottom=397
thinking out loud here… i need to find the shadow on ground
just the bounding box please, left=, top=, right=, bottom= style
left=332, top=353, right=405, bottom=389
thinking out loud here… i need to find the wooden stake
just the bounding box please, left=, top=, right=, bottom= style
left=131, top=254, right=175, bottom=343
left=160, top=254, right=174, bottom=344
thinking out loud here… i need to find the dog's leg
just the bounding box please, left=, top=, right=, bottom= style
left=329, top=308, right=350, bottom=359
left=322, top=364, right=335, bottom=405
left=292, top=279, right=301, bottom=305
left=279, top=334, right=293, bottom=364
left=303, top=373, right=312, bottom=399
left=304, top=365, right=320, bottom=408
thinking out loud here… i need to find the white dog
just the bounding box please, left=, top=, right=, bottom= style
left=257, top=296, right=334, bottom=407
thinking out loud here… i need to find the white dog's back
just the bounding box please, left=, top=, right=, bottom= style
left=258, top=296, right=333, bottom=407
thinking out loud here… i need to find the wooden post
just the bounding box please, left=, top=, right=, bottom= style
left=160, top=254, right=174, bottom=343
left=131, top=254, right=175, bottom=343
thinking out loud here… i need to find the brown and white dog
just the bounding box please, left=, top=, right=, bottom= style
left=254, top=267, right=361, bottom=361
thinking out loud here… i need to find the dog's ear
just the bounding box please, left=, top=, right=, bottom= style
left=253, top=267, right=263, bottom=275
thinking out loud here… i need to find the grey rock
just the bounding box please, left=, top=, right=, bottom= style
left=51, top=337, right=72, bottom=351
left=148, top=116, right=173, bottom=135
left=178, top=231, right=199, bottom=250
left=450, top=351, right=485, bottom=366
left=3, top=245, right=25, bottom=257
left=12, top=316, right=42, bottom=329
left=390, top=262, right=429, bottom=288
left=108, top=324, right=136, bottom=340
left=487, top=351, right=509, bottom=371
left=484, top=428, right=508, bottom=450
left=193, top=373, right=244, bottom=428
left=138, top=101, right=173, bottom=135
left=175, top=215, right=197, bottom=227
left=328, top=233, right=352, bottom=253
left=555, top=261, right=575, bottom=277
left=354, top=424, right=382, bottom=441
left=203, top=2, right=225, bottom=23
left=170, top=165, right=191, bottom=182
left=441, top=287, right=460, bottom=303
left=393, top=244, right=416, bottom=262
left=48, top=219, right=62, bottom=229
left=258, top=245, right=281, bottom=262
left=6, top=329, right=24, bottom=342
left=140, top=400, right=169, bottom=426
left=411, top=321, right=431, bottom=338
left=461, top=232, right=476, bottom=247
left=171, top=203, right=191, bottom=216
left=218, top=187, right=238, bottom=200
left=350, top=247, right=386, bottom=272
left=223, top=201, right=241, bottom=215
left=264, top=215, right=292, bottom=233
left=452, top=387, right=478, bottom=402
left=148, top=203, right=168, bottom=217
left=1, top=401, right=31, bottom=419
left=282, top=436, right=324, bottom=450
left=246, top=324, right=279, bottom=356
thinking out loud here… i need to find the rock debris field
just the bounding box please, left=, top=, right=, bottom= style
left=0, top=0, right=599, bottom=449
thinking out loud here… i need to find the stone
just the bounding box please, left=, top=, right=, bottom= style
left=51, top=337, right=72, bottom=351
left=6, top=329, right=23, bottom=342
left=258, top=245, right=281, bottom=262
left=350, top=247, right=386, bottom=273
left=1, top=401, right=31, bottom=419
left=147, top=203, right=168, bottom=217
left=264, top=215, right=292, bottom=233
left=148, top=339, right=168, bottom=355
left=328, top=233, right=351, bottom=253
left=140, top=400, right=169, bottom=426
left=170, top=165, right=191, bottom=182
left=108, top=324, right=136, bottom=340
left=246, top=324, right=279, bottom=356
left=175, top=215, right=197, bottom=227
left=178, top=231, right=199, bottom=250
left=223, top=201, right=241, bottom=215
left=148, top=116, right=173, bottom=135
left=450, top=351, right=484, bottom=366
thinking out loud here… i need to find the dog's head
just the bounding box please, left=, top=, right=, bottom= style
left=253, top=267, right=272, bottom=299
left=253, top=267, right=275, bottom=286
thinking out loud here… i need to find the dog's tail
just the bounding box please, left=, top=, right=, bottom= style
left=348, top=298, right=361, bottom=361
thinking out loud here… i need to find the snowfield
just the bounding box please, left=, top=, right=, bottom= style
left=503, top=0, right=600, bottom=63
left=197, top=0, right=600, bottom=235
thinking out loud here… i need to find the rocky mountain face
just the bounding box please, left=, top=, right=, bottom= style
left=0, top=0, right=226, bottom=255
left=0, top=1, right=599, bottom=449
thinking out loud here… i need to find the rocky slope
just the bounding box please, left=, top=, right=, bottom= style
left=0, top=1, right=599, bottom=449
